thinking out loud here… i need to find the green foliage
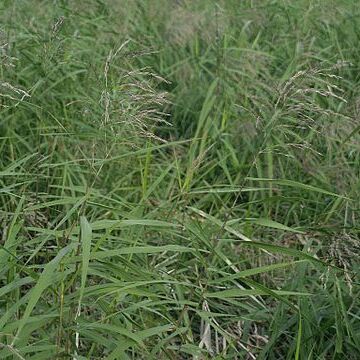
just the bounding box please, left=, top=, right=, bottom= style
left=0, top=0, right=359, bottom=358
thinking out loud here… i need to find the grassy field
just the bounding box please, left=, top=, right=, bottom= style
left=0, top=0, right=359, bottom=358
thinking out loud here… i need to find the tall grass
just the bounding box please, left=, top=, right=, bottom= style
left=0, top=0, right=359, bottom=359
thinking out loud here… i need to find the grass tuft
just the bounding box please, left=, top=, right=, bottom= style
left=0, top=0, right=359, bottom=358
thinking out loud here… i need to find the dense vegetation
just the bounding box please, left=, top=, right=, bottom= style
left=0, top=0, right=359, bottom=358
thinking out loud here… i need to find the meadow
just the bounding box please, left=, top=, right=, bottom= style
left=0, top=0, right=359, bottom=358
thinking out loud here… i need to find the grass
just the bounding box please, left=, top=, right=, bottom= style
left=0, top=0, right=359, bottom=358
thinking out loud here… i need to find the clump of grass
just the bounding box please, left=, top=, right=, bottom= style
left=0, top=1, right=359, bottom=359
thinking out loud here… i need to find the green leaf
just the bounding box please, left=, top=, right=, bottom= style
left=237, top=240, right=330, bottom=267
left=246, top=177, right=350, bottom=199
left=77, top=216, right=92, bottom=314
left=245, top=218, right=305, bottom=233
left=89, top=245, right=198, bottom=260
left=12, top=244, right=74, bottom=344
left=188, top=206, right=253, bottom=242
left=204, top=289, right=310, bottom=299
left=209, top=261, right=305, bottom=284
